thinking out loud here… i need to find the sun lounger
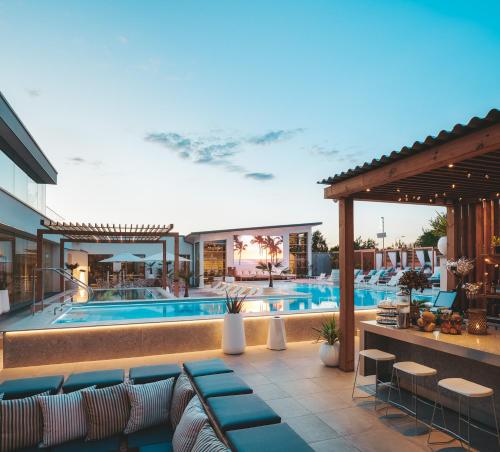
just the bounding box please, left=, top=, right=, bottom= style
left=315, top=273, right=327, bottom=280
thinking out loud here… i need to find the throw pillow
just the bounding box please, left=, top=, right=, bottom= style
left=170, top=372, right=195, bottom=429
left=38, top=387, right=94, bottom=447
left=124, top=377, right=174, bottom=434
left=172, top=396, right=208, bottom=452
left=0, top=391, right=50, bottom=452
left=82, top=383, right=130, bottom=441
left=192, top=423, right=229, bottom=452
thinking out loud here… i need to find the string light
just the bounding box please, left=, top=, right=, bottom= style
left=485, top=174, right=490, bottom=180
left=366, top=188, right=371, bottom=192
left=451, top=184, right=456, bottom=189
left=448, top=163, right=454, bottom=168
left=416, top=196, right=421, bottom=200
left=396, top=188, right=400, bottom=192
left=467, top=173, right=471, bottom=178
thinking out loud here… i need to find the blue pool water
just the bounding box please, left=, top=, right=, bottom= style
left=54, top=283, right=433, bottom=325
left=90, top=288, right=156, bottom=301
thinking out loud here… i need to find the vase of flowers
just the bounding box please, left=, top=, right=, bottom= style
left=222, top=291, right=246, bottom=354
left=446, top=257, right=475, bottom=311
left=399, top=270, right=429, bottom=325
left=313, top=315, right=341, bottom=367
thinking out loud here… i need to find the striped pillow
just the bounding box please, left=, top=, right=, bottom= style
left=172, top=396, right=208, bottom=452
left=170, top=372, right=195, bottom=429
left=124, top=378, right=174, bottom=434
left=38, top=387, right=94, bottom=447
left=82, top=383, right=130, bottom=441
left=0, top=391, right=50, bottom=452
left=192, top=424, right=229, bottom=452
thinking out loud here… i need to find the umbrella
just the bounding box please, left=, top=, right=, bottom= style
left=142, top=252, right=190, bottom=262
left=99, top=253, right=144, bottom=263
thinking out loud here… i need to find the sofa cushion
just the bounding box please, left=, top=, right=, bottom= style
left=38, top=387, right=93, bottom=447
left=183, top=359, right=233, bottom=378
left=130, top=364, right=182, bottom=384
left=226, top=423, right=314, bottom=452
left=170, top=373, right=195, bottom=429
left=0, top=391, right=50, bottom=452
left=172, top=396, right=208, bottom=452
left=125, top=378, right=174, bottom=434
left=192, top=424, right=229, bottom=452
left=0, top=375, right=63, bottom=399
left=126, top=424, right=174, bottom=449
left=207, top=394, right=281, bottom=432
left=82, top=383, right=130, bottom=440
left=63, top=369, right=124, bottom=393
left=194, top=373, right=252, bottom=399
left=50, top=435, right=122, bottom=451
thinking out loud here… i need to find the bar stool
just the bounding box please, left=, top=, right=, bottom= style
left=387, top=361, right=437, bottom=432
left=352, top=349, right=395, bottom=410
left=428, top=378, right=500, bottom=450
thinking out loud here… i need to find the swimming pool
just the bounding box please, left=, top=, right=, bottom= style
left=54, top=283, right=432, bottom=325
left=90, top=288, right=157, bottom=301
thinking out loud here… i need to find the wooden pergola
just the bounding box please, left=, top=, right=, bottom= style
left=36, top=221, right=180, bottom=298
left=321, top=108, right=500, bottom=371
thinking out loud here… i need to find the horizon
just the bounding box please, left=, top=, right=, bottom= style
left=1, top=1, right=499, bottom=245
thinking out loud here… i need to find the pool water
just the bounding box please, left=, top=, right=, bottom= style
left=90, top=288, right=157, bottom=301
left=55, top=283, right=433, bottom=325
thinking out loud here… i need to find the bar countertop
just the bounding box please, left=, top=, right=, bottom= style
left=360, top=320, right=500, bottom=368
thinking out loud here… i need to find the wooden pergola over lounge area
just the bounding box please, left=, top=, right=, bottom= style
left=36, top=221, right=180, bottom=297
left=320, top=108, right=500, bottom=372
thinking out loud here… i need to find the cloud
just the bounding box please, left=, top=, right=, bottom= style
left=68, top=157, right=102, bottom=167
left=309, top=145, right=340, bottom=158
left=245, top=172, right=275, bottom=181
left=117, top=35, right=128, bottom=44
left=26, top=89, right=40, bottom=98
left=247, top=128, right=304, bottom=145
left=309, top=144, right=360, bottom=164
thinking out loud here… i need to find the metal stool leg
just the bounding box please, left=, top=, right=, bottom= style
left=491, top=395, right=500, bottom=447
left=427, top=386, right=454, bottom=446
left=351, top=356, right=360, bottom=399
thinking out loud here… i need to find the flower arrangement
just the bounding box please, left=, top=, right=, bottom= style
left=446, top=257, right=474, bottom=280
left=399, top=270, right=429, bottom=304
left=463, top=282, right=482, bottom=299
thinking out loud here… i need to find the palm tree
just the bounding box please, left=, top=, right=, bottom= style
left=233, top=236, right=247, bottom=265
left=176, top=268, right=194, bottom=297
left=250, top=235, right=265, bottom=256
left=256, top=260, right=287, bottom=288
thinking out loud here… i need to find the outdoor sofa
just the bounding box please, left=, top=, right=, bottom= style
left=0, top=358, right=312, bottom=452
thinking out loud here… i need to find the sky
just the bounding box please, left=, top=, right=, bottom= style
left=1, top=0, right=499, bottom=247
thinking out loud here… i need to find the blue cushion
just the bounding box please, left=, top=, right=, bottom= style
left=207, top=394, right=281, bottom=432
left=130, top=364, right=182, bottom=384
left=63, top=369, right=124, bottom=393
left=127, top=424, right=174, bottom=449
left=137, top=444, right=173, bottom=452
left=0, top=375, right=64, bottom=399
left=227, top=423, right=314, bottom=452
left=194, top=373, right=252, bottom=399
left=183, top=359, right=233, bottom=377
left=51, top=435, right=121, bottom=451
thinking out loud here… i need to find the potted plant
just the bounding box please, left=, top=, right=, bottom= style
left=313, top=315, right=341, bottom=367
left=399, top=270, right=429, bottom=324
left=222, top=291, right=246, bottom=355
left=0, top=268, right=10, bottom=315
left=255, top=261, right=288, bottom=288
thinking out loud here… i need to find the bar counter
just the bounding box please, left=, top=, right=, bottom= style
left=359, top=320, right=500, bottom=429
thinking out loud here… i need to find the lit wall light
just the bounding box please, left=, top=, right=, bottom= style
left=448, top=163, right=454, bottom=168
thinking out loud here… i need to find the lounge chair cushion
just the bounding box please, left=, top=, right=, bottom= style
left=194, top=373, right=252, bottom=399
left=0, top=391, right=50, bottom=452
left=50, top=435, right=122, bottom=451
left=38, top=388, right=92, bottom=447
left=63, top=369, right=124, bottom=393
left=82, top=383, right=130, bottom=440
left=183, top=359, right=233, bottom=377
left=207, top=394, right=281, bottom=432
left=172, top=396, right=208, bottom=452
left=130, top=364, right=182, bottom=384
left=192, top=424, right=228, bottom=452
left=0, top=375, right=63, bottom=399
left=124, top=378, right=174, bottom=434
left=170, top=373, right=195, bottom=429
left=226, top=423, right=314, bottom=452
left=126, top=424, right=174, bottom=450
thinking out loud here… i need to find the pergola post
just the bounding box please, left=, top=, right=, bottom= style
left=174, top=234, right=180, bottom=297
left=36, top=229, right=44, bottom=301
left=339, top=197, right=355, bottom=372
left=446, top=204, right=459, bottom=291
left=59, top=239, right=66, bottom=291
left=162, top=240, right=167, bottom=291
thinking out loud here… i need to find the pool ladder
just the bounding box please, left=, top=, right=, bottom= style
left=32, top=267, right=94, bottom=315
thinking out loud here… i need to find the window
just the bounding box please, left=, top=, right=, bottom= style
left=204, top=241, right=226, bottom=282
left=289, top=232, right=308, bottom=277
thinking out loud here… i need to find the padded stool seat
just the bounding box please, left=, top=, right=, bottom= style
left=438, top=378, right=493, bottom=398
left=183, top=358, right=233, bottom=377
left=127, top=424, right=174, bottom=449
left=194, top=372, right=252, bottom=399
left=207, top=394, right=281, bottom=432
left=63, top=369, right=124, bottom=393
left=51, top=435, right=121, bottom=451
left=129, top=364, right=182, bottom=384
left=0, top=375, right=64, bottom=399
left=359, top=349, right=396, bottom=361
left=227, top=423, right=314, bottom=452
left=394, top=361, right=437, bottom=377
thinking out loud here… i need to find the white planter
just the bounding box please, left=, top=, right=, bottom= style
left=319, top=342, right=340, bottom=367
left=222, top=313, right=246, bottom=355
left=0, top=289, right=10, bottom=315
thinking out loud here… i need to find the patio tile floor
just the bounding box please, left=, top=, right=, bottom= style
left=0, top=339, right=478, bottom=451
